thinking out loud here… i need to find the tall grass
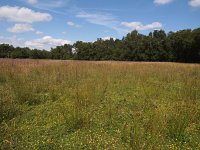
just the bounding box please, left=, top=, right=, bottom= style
left=0, top=59, right=200, bottom=149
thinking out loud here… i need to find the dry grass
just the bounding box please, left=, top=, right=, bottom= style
left=0, top=59, right=200, bottom=150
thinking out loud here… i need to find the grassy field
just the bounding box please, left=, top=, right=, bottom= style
left=0, top=59, right=200, bottom=150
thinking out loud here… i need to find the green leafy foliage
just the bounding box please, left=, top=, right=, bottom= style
left=0, top=27, right=200, bottom=62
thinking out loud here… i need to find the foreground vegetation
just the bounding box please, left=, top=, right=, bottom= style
left=0, top=59, right=200, bottom=149
left=1, top=27, right=200, bottom=63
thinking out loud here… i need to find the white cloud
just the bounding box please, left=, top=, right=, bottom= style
left=25, top=36, right=71, bottom=49
left=26, top=0, right=38, bottom=5
left=189, top=0, right=200, bottom=7
left=24, top=0, right=67, bottom=8
left=7, top=24, right=34, bottom=33
left=76, top=11, right=128, bottom=34
left=0, top=36, right=25, bottom=47
left=102, top=36, right=116, bottom=41
left=67, top=21, right=81, bottom=28
left=154, top=0, right=173, bottom=5
left=76, top=11, right=117, bottom=26
left=8, top=24, right=44, bottom=35
left=121, top=22, right=162, bottom=31
left=0, top=6, right=52, bottom=23
left=35, top=31, right=43, bottom=35
left=67, top=21, right=75, bottom=26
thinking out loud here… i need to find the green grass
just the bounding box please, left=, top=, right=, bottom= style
left=0, top=59, right=200, bottom=150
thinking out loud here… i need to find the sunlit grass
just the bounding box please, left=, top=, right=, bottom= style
left=0, top=59, right=200, bottom=149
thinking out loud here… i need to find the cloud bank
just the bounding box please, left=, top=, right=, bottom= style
left=26, top=0, right=38, bottom=5
left=7, top=24, right=34, bottom=33
left=25, top=36, right=71, bottom=49
left=121, top=22, right=162, bottom=31
left=154, top=0, right=174, bottom=5
left=189, top=0, right=200, bottom=7
left=67, top=21, right=81, bottom=28
left=0, top=6, right=52, bottom=23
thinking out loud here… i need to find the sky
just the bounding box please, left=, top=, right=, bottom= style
left=0, top=0, right=200, bottom=50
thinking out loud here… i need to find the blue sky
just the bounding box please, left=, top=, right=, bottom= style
left=0, top=0, right=200, bottom=50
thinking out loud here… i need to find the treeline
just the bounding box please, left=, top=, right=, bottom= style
left=0, top=28, right=200, bottom=63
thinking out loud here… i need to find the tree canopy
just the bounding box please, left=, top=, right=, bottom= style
left=0, top=28, right=200, bottom=63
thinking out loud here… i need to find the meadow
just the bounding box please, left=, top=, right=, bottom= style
left=0, top=59, right=200, bottom=150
